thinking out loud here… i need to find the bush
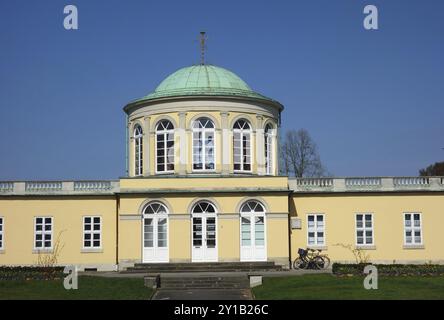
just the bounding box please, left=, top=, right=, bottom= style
left=0, top=266, right=65, bottom=281
left=332, top=263, right=444, bottom=276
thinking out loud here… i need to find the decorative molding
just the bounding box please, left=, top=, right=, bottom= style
left=119, top=214, right=142, bottom=221
left=266, top=213, right=289, bottom=219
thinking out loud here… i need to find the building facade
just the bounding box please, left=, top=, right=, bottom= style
left=1, top=65, right=443, bottom=270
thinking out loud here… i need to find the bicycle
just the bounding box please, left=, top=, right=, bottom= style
left=293, top=248, right=331, bottom=270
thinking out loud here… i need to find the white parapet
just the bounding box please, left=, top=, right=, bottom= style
left=289, top=176, right=444, bottom=193
left=0, top=180, right=119, bottom=195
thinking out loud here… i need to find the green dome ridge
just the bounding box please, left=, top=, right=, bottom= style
left=131, top=65, right=280, bottom=105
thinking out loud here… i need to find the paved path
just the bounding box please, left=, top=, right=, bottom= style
left=151, top=288, right=253, bottom=300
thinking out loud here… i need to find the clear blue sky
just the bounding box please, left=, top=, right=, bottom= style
left=0, top=0, right=443, bottom=180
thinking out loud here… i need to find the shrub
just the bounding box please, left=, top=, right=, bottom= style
left=332, top=263, right=444, bottom=276
left=0, top=266, right=65, bottom=281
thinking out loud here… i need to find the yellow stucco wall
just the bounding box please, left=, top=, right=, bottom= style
left=120, top=176, right=288, bottom=191
left=290, top=193, right=444, bottom=263
left=0, top=197, right=116, bottom=270
left=118, top=188, right=289, bottom=264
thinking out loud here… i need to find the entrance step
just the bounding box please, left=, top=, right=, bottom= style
left=159, top=275, right=250, bottom=289
left=123, top=262, right=283, bottom=274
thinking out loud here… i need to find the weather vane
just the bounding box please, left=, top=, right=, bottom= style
left=199, top=31, right=207, bottom=65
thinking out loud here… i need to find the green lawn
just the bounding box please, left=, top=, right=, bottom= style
left=253, top=274, right=444, bottom=300
left=0, top=276, right=153, bottom=300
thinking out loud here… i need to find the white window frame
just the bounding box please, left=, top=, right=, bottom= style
left=83, top=216, right=102, bottom=249
left=192, top=118, right=216, bottom=172
left=134, top=125, right=143, bottom=176
left=233, top=119, right=252, bottom=173
left=34, top=216, right=53, bottom=251
left=355, top=213, right=374, bottom=246
left=155, top=120, right=175, bottom=174
left=264, top=124, right=273, bottom=175
left=404, top=212, right=423, bottom=246
left=306, top=214, right=325, bottom=247
left=0, top=217, right=4, bottom=250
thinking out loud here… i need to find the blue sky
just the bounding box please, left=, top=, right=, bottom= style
left=0, top=0, right=443, bottom=180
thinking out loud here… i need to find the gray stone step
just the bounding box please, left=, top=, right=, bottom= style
left=160, top=275, right=250, bottom=289
left=124, top=262, right=282, bottom=274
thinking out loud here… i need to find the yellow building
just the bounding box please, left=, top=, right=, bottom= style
left=0, top=64, right=443, bottom=271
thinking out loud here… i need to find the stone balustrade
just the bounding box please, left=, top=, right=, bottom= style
left=0, top=182, right=14, bottom=193
left=289, top=177, right=444, bottom=193
left=0, top=177, right=443, bottom=195
left=0, top=180, right=119, bottom=195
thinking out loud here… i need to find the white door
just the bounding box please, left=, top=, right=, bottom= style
left=191, top=201, right=218, bottom=262
left=240, top=201, right=267, bottom=261
left=142, top=202, right=169, bottom=263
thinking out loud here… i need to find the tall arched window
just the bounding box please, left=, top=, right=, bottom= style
left=156, top=120, right=175, bottom=173
left=233, top=119, right=251, bottom=172
left=192, top=117, right=215, bottom=171
left=264, top=124, right=273, bottom=175
left=240, top=200, right=266, bottom=261
left=133, top=125, right=143, bottom=176
left=191, top=201, right=217, bottom=261
left=143, top=201, right=169, bottom=262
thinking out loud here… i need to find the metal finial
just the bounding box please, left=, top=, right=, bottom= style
left=199, top=32, right=207, bottom=65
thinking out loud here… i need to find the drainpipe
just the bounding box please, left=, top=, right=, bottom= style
left=116, top=194, right=120, bottom=270
left=287, top=191, right=292, bottom=269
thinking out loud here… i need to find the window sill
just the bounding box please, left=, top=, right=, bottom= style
left=403, top=245, right=425, bottom=250
left=81, top=248, right=103, bottom=254
left=355, top=245, right=376, bottom=250
left=32, top=249, right=54, bottom=254
left=307, top=246, right=328, bottom=251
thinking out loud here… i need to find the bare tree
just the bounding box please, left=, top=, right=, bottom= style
left=280, top=129, right=325, bottom=177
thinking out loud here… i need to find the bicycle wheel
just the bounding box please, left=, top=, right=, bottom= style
left=293, top=257, right=307, bottom=270
left=321, top=255, right=331, bottom=269
left=313, top=256, right=325, bottom=270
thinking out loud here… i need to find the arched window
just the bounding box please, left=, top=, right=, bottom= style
left=133, top=125, right=143, bottom=176
left=192, top=117, right=215, bottom=171
left=240, top=200, right=266, bottom=261
left=191, top=201, right=217, bottom=261
left=143, top=202, right=168, bottom=262
left=156, top=120, right=175, bottom=173
left=264, top=124, right=273, bottom=175
left=233, top=119, right=251, bottom=172
left=192, top=201, right=217, bottom=214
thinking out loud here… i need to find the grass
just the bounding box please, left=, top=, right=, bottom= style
left=0, top=276, right=153, bottom=300
left=253, top=274, right=444, bottom=300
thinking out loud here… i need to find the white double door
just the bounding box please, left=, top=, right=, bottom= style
left=240, top=213, right=267, bottom=261
left=192, top=214, right=218, bottom=262
left=143, top=215, right=168, bottom=263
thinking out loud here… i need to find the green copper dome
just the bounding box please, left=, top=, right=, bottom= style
left=130, top=65, right=280, bottom=105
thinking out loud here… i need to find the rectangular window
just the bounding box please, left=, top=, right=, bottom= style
left=307, top=214, right=325, bottom=246
left=356, top=213, right=374, bottom=246
left=0, top=217, right=4, bottom=250
left=83, top=216, right=101, bottom=249
left=34, top=217, right=53, bottom=250
left=404, top=213, right=422, bottom=245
